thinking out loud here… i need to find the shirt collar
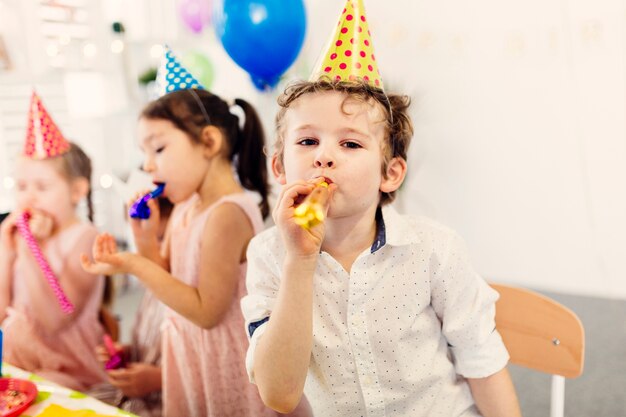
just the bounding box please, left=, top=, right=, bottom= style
left=370, top=204, right=421, bottom=253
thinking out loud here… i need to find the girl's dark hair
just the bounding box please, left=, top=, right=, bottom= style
left=140, top=89, right=270, bottom=218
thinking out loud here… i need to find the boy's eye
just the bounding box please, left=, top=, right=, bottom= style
left=297, top=138, right=317, bottom=146
left=155, top=146, right=165, bottom=154
left=342, top=141, right=362, bottom=149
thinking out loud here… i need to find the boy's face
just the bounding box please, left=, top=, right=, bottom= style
left=273, top=91, right=405, bottom=219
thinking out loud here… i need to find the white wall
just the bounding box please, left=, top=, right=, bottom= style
left=212, top=0, right=626, bottom=299
left=303, top=0, right=626, bottom=299
left=2, top=0, right=624, bottom=299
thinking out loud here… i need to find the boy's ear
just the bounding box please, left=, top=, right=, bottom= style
left=200, top=126, right=225, bottom=158
left=271, top=154, right=287, bottom=185
left=380, top=157, right=407, bottom=194
left=70, top=177, right=90, bottom=205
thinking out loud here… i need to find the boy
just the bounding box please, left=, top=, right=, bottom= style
left=242, top=1, right=522, bottom=416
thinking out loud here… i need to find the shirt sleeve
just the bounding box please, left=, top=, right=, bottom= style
left=430, top=232, right=510, bottom=378
left=241, top=232, right=282, bottom=383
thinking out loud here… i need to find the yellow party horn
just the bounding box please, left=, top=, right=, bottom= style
left=294, top=181, right=329, bottom=230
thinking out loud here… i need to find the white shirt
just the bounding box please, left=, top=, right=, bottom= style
left=242, top=205, right=509, bottom=417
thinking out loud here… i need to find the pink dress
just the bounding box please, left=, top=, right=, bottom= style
left=162, top=193, right=280, bottom=417
left=2, top=222, right=107, bottom=391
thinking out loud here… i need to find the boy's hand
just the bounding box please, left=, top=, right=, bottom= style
left=107, top=363, right=161, bottom=398
left=273, top=179, right=335, bottom=258
left=80, top=233, right=136, bottom=275
left=127, top=191, right=161, bottom=256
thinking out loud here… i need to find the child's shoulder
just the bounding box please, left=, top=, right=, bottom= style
left=246, top=225, right=285, bottom=270
left=60, top=221, right=98, bottom=240
left=249, top=225, right=282, bottom=251
left=45, top=221, right=98, bottom=257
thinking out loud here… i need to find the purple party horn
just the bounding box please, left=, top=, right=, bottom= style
left=103, top=334, right=126, bottom=370
left=129, top=183, right=165, bottom=219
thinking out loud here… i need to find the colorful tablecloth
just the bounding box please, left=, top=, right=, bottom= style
left=1, top=363, right=137, bottom=417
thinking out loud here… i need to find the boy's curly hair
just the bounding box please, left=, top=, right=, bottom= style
left=274, top=78, right=413, bottom=205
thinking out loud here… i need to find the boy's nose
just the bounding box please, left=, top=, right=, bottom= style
left=314, top=159, right=334, bottom=168
left=314, top=150, right=334, bottom=168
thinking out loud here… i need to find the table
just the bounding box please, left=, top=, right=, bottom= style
left=1, top=363, right=137, bottom=417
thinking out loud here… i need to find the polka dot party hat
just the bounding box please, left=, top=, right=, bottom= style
left=156, top=46, right=204, bottom=97
left=310, top=0, right=383, bottom=90
left=23, top=91, right=70, bottom=160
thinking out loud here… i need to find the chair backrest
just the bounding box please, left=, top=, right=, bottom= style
left=490, top=283, right=585, bottom=417
left=490, top=283, right=585, bottom=378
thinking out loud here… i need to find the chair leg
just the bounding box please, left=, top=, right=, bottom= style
left=550, top=375, right=565, bottom=417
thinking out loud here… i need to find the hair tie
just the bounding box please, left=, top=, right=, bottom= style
left=228, top=100, right=246, bottom=131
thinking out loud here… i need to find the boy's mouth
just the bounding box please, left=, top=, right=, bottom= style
left=313, top=176, right=333, bottom=185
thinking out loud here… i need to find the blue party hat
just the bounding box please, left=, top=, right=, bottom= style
left=156, top=46, right=204, bottom=96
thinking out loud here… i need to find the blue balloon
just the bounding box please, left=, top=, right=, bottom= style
left=214, top=0, right=306, bottom=90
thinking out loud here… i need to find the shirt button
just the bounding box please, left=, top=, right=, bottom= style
left=363, top=375, right=373, bottom=385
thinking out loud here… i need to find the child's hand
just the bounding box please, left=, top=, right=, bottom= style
left=127, top=191, right=161, bottom=255
left=95, top=342, right=128, bottom=367
left=273, top=179, right=335, bottom=258
left=80, top=233, right=135, bottom=275
left=0, top=211, right=21, bottom=258
left=0, top=209, right=53, bottom=259
left=94, top=342, right=130, bottom=368
left=107, top=363, right=162, bottom=398
left=26, top=209, right=55, bottom=241
left=95, top=343, right=111, bottom=366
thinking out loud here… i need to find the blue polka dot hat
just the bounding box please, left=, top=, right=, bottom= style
left=156, top=46, right=204, bottom=97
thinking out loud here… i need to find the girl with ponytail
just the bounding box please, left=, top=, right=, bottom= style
left=81, top=89, right=306, bottom=416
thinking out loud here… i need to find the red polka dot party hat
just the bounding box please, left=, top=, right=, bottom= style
left=23, top=91, right=70, bottom=159
left=310, top=0, right=383, bottom=90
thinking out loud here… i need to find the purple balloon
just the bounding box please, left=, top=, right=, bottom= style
left=178, top=0, right=211, bottom=33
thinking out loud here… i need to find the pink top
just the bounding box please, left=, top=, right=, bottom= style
left=2, top=222, right=107, bottom=391
left=161, top=193, right=280, bottom=417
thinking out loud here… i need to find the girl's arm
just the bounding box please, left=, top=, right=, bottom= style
left=20, top=228, right=103, bottom=333
left=0, top=212, right=21, bottom=322
left=0, top=253, right=13, bottom=322
left=83, top=203, right=253, bottom=329
left=467, top=367, right=523, bottom=417
left=142, top=202, right=252, bottom=328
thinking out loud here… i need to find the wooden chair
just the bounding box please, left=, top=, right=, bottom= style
left=490, top=283, right=585, bottom=417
